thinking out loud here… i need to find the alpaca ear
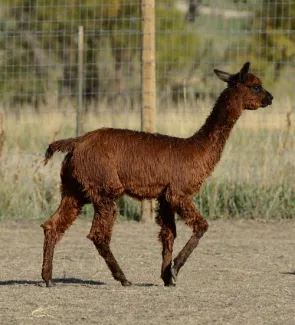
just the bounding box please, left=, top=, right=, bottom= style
left=213, top=69, right=231, bottom=83
left=239, top=62, right=250, bottom=83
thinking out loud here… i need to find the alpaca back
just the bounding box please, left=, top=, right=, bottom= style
left=67, top=128, right=209, bottom=198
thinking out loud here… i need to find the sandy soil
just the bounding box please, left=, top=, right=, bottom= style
left=0, top=219, right=294, bottom=325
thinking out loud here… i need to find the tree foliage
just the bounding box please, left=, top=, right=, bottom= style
left=0, top=0, right=203, bottom=107
left=251, top=0, right=295, bottom=80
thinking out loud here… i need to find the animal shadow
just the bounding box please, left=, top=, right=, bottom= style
left=0, top=278, right=106, bottom=286
left=280, top=271, right=295, bottom=275
left=134, top=282, right=159, bottom=287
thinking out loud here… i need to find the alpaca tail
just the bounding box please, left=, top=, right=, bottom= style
left=44, top=138, right=76, bottom=165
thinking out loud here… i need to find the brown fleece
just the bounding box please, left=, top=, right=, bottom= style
left=40, top=62, right=273, bottom=287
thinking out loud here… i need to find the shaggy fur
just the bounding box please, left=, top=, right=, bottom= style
left=41, top=62, right=273, bottom=287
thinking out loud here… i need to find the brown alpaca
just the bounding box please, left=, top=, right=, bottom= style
left=41, top=62, right=273, bottom=287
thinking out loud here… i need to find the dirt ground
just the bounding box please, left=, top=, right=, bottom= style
left=0, top=219, right=294, bottom=325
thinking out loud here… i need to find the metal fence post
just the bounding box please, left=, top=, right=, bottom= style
left=76, top=25, right=84, bottom=137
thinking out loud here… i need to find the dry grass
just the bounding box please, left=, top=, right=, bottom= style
left=0, top=97, right=294, bottom=220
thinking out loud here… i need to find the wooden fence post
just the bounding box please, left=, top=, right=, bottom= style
left=141, top=0, right=156, bottom=222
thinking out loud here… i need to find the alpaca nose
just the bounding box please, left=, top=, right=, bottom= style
left=265, top=91, right=273, bottom=103
left=267, top=92, right=274, bottom=101
left=261, top=91, right=273, bottom=107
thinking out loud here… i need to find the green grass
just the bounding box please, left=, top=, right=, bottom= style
left=195, top=181, right=295, bottom=219
left=0, top=98, right=294, bottom=221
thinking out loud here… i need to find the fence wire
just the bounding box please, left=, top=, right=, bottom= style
left=1, top=1, right=294, bottom=115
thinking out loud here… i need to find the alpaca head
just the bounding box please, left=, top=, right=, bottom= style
left=214, top=62, right=273, bottom=110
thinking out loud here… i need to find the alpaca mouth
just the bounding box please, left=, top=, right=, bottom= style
left=262, top=93, right=273, bottom=107
left=261, top=100, right=272, bottom=108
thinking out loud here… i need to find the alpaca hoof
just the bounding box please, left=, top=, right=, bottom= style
left=121, top=280, right=132, bottom=287
left=164, top=280, right=176, bottom=287
left=163, top=267, right=177, bottom=287
left=45, top=280, right=56, bottom=288
left=171, top=266, right=178, bottom=283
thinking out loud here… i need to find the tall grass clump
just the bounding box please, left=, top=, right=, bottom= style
left=194, top=181, right=295, bottom=219
left=0, top=98, right=294, bottom=220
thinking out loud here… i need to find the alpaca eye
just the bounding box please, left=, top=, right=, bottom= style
left=252, top=85, right=261, bottom=93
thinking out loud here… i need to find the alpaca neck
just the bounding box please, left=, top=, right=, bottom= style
left=198, top=104, right=240, bottom=144
left=192, top=91, right=243, bottom=163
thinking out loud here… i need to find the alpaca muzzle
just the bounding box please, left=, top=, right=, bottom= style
left=262, top=91, right=273, bottom=107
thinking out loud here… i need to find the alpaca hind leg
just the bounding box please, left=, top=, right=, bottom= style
left=171, top=198, right=208, bottom=283
left=87, top=198, right=131, bottom=286
left=156, top=196, right=176, bottom=286
left=41, top=195, right=84, bottom=287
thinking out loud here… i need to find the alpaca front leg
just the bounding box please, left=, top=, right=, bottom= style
left=156, top=197, right=177, bottom=286
left=171, top=198, right=209, bottom=283
left=88, top=199, right=132, bottom=286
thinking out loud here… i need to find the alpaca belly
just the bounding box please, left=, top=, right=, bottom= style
left=122, top=175, right=168, bottom=199
left=119, top=164, right=169, bottom=199
left=124, top=183, right=167, bottom=200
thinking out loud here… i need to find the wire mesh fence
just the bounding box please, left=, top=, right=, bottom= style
left=0, top=0, right=294, bottom=219
left=1, top=1, right=294, bottom=114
